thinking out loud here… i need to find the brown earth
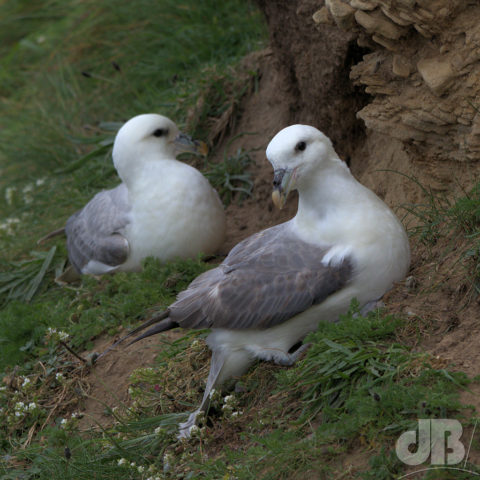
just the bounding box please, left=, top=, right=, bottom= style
left=76, top=331, right=180, bottom=429
left=77, top=0, right=479, bottom=470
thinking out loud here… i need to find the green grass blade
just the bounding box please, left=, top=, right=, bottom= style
left=24, top=246, right=56, bottom=302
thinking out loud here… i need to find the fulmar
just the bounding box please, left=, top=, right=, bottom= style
left=100, top=124, right=410, bottom=438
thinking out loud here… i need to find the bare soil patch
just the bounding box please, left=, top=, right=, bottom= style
left=77, top=330, right=181, bottom=430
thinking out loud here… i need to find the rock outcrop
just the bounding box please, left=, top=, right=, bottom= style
left=315, top=0, right=480, bottom=162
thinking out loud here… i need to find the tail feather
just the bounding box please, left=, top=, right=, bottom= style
left=95, top=310, right=176, bottom=361
left=127, top=318, right=178, bottom=345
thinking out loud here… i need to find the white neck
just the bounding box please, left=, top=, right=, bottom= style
left=296, top=158, right=354, bottom=218
left=117, top=156, right=178, bottom=192
left=292, top=157, right=365, bottom=244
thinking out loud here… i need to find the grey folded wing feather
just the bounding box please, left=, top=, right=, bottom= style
left=65, top=184, right=131, bottom=274
left=169, top=224, right=354, bottom=331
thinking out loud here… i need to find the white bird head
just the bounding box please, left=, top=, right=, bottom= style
left=266, top=125, right=341, bottom=209
left=112, top=113, right=207, bottom=183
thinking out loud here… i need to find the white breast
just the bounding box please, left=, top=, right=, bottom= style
left=120, top=161, right=226, bottom=271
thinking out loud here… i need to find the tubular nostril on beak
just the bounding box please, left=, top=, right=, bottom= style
left=273, top=169, right=285, bottom=188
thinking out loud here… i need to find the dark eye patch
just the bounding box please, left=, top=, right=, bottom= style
left=295, top=141, right=306, bottom=152
left=153, top=128, right=168, bottom=137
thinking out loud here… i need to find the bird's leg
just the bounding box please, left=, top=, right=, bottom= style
left=359, top=298, right=384, bottom=317
left=177, top=349, right=227, bottom=439
left=273, top=342, right=311, bottom=366
left=253, top=342, right=311, bottom=367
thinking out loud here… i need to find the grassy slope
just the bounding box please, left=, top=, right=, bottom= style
left=0, top=0, right=264, bottom=359
left=0, top=1, right=479, bottom=479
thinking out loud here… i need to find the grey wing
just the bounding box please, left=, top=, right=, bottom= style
left=223, top=223, right=286, bottom=266
left=65, top=184, right=131, bottom=274
left=169, top=227, right=353, bottom=330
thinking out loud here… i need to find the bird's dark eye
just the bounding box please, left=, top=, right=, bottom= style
left=295, top=141, right=306, bottom=152
left=153, top=128, right=168, bottom=137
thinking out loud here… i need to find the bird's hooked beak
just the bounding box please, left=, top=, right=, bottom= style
left=173, top=132, right=208, bottom=156
left=271, top=167, right=297, bottom=210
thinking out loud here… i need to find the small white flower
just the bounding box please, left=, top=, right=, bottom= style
left=137, top=465, right=145, bottom=473
left=209, top=387, right=223, bottom=405
left=191, top=339, right=204, bottom=352
left=55, top=373, right=65, bottom=382
left=60, top=418, right=68, bottom=427
left=190, top=425, right=199, bottom=434
left=222, top=393, right=238, bottom=417
left=117, top=458, right=127, bottom=466
left=47, top=328, right=69, bottom=343
left=58, top=331, right=69, bottom=341
left=28, top=402, right=37, bottom=411
left=130, top=462, right=136, bottom=468
left=0, top=217, right=20, bottom=235
left=5, top=187, right=16, bottom=205
left=22, top=184, right=34, bottom=204
left=36, top=177, right=46, bottom=186
left=22, top=377, right=31, bottom=388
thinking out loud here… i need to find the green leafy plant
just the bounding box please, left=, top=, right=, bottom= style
left=205, top=133, right=258, bottom=205
left=0, top=247, right=59, bottom=305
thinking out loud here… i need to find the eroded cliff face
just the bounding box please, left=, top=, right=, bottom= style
left=255, top=0, right=480, bottom=203
left=255, top=0, right=369, bottom=163
left=317, top=0, right=480, bottom=163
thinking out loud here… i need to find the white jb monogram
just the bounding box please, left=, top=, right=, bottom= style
left=396, top=419, right=465, bottom=466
